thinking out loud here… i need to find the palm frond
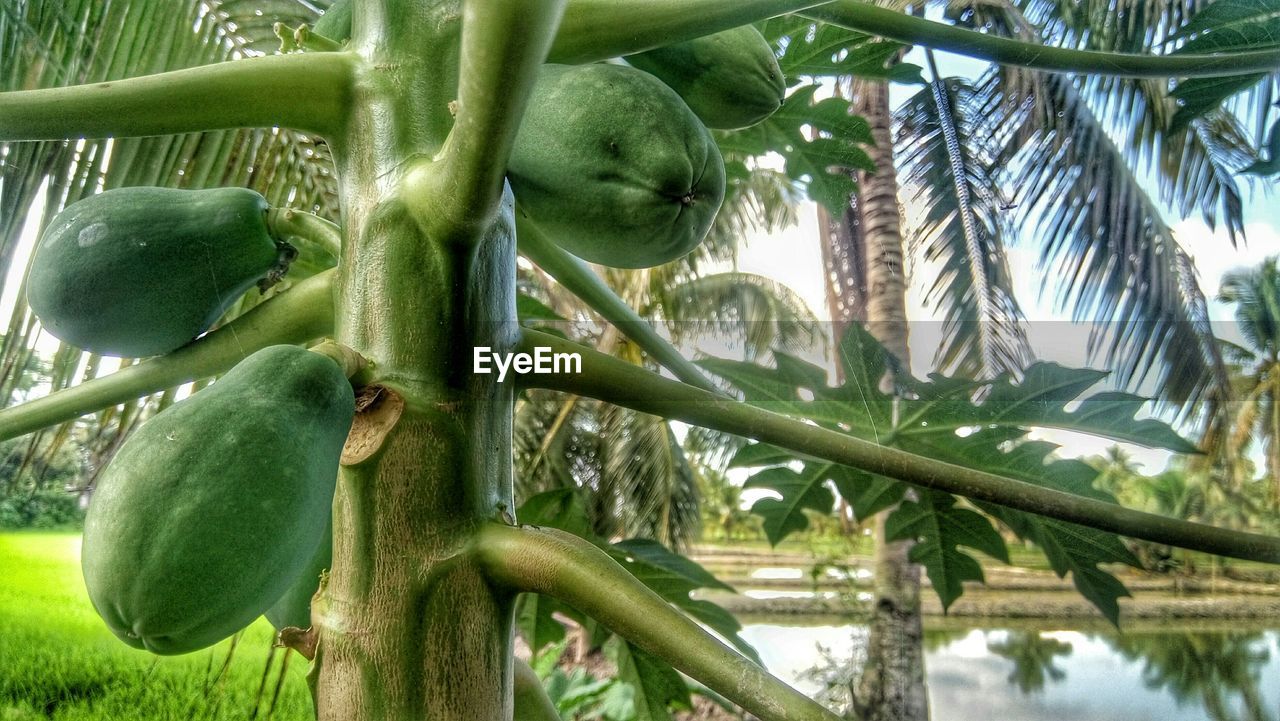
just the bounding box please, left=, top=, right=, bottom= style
left=967, top=56, right=1229, bottom=415
left=966, top=0, right=1256, bottom=245
left=895, top=69, right=1032, bottom=378
left=600, top=404, right=701, bottom=549
left=1012, top=0, right=1202, bottom=53
left=656, top=271, right=824, bottom=362
left=1218, top=257, right=1280, bottom=358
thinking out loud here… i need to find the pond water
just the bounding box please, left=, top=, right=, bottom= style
left=741, top=621, right=1280, bottom=721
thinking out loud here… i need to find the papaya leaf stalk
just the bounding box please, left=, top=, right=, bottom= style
left=517, top=329, right=1280, bottom=564
left=516, top=219, right=723, bottom=395
left=551, top=0, right=1280, bottom=77
left=266, top=209, right=343, bottom=260
left=476, top=522, right=842, bottom=721
left=550, top=0, right=829, bottom=63
left=0, top=270, right=336, bottom=443
left=427, top=0, right=567, bottom=229
left=0, top=53, right=356, bottom=142
left=802, top=1, right=1280, bottom=77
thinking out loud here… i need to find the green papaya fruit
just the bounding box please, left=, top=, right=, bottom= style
left=625, top=26, right=785, bottom=130
left=509, top=63, right=725, bottom=269
left=81, top=345, right=354, bottom=655
left=313, top=0, right=352, bottom=43
left=265, top=521, right=331, bottom=630
left=27, top=186, right=293, bottom=358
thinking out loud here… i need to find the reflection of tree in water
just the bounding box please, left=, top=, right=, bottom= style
left=795, top=627, right=970, bottom=714
left=923, top=627, right=971, bottom=653
left=1108, top=631, right=1275, bottom=721
left=986, top=631, right=1073, bottom=694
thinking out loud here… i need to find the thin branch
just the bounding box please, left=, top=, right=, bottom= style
left=551, top=0, right=828, bottom=63
left=0, top=270, right=335, bottom=442
left=513, top=658, right=561, bottom=721
left=266, top=208, right=342, bottom=259
left=516, top=329, right=1280, bottom=564
left=802, top=2, right=1280, bottom=78
left=0, top=53, right=356, bottom=141
left=476, top=523, right=843, bottom=721
left=431, top=0, right=566, bottom=228
left=517, top=219, right=723, bottom=395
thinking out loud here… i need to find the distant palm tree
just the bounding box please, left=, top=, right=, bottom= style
left=515, top=259, right=821, bottom=549
left=805, top=0, right=1269, bottom=715
left=1215, top=257, right=1280, bottom=503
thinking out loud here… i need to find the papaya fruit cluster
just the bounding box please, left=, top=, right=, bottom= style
left=304, top=4, right=783, bottom=270
left=26, top=186, right=353, bottom=654
left=509, top=27, right=785, bottom=269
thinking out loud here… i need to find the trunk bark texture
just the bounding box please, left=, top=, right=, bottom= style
left=314, top=2, right=518, bottom=718
left=820, top=77, right=929, bottom=721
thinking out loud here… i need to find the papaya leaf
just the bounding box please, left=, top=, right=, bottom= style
left=517, top=487, right=594, bottom=539
left=608, top=639, right=691, bottom=721
left=1169, top=74, right=1268, bottom=131
left=608, top=539, right=759, bottom=664
left=736, top=453, right=905, bottom=540
left=611, top=539, right=734, bottom=593
left=761, top=16, right=922, bottom=83
left=728, top=440, right=803, bottom=468
left=517, top=292, right=569, bottom=325
left=716, top=84, right=873, bottom=214
left=1168, top=0, right=1280, bottom=50
left=897, top=362, right=1200, bottom=452
left=708, top=325, right=1182, bottom=615
left=900, top=430, right=1138, bottom=623
left=1005, top=514, right=1134, bottom=625
left=743, top=465, right=836, bottom=545
left=1166, top=0, right=1279, bottom=129
left=886, top=490, right=1010, bottom=611
left=1241, top=116, right=1280, bottom=176
left=828, top=465, right=906, bottom=523
left=832, top=320, right=899, bottom=396
left=697, top=357, right=817, bottom=427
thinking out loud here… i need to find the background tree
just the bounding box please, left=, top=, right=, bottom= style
left=0, top=1, right=1274, bottom=721
left=1216, top=257, right=1280, bottom=503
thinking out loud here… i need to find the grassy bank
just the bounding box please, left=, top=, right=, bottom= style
left=0, top=533, right=312, bottom=720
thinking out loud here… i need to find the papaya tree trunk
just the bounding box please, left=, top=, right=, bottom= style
left=314, top=2, right=517, bottom=718
left=820, top=76, right=929, bottom=721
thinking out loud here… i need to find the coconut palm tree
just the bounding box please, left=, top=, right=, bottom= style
left=789, top=0, right=1271, bottom=717
left=1216, top=257, right=1280, bottom=503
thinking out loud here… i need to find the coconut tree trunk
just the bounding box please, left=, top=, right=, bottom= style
left=819, top=76, right=929, bottom=721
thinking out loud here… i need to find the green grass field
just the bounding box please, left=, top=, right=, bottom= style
left=0, top=533, right=313, bottom=720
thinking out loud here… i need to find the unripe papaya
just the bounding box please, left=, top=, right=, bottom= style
left=81, top=345, right=354, bottom=655
left=625, top=26, right=785, bottom=130
left=265, top=521, right=331, bottom=630
left=27, top=186, right=293, bottom=358
left=313, top=0, right=352, bottom=43
left=509, top=63, right=725, bottom=269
